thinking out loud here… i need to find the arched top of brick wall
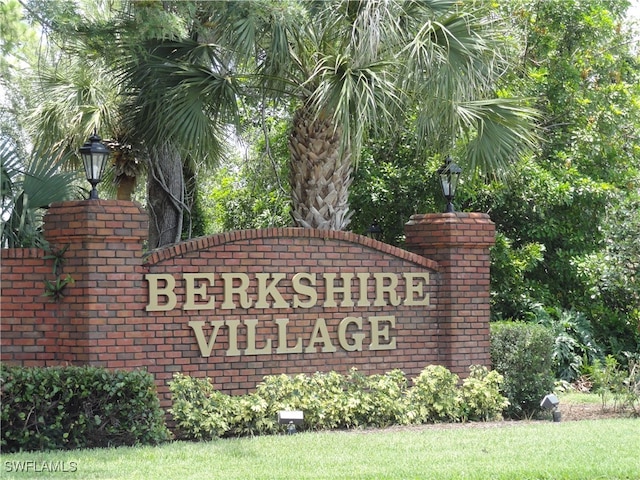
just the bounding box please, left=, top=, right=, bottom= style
left=143, top=227, right=439, bottom=271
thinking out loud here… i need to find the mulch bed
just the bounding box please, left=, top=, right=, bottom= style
left=352, top=403, right=637, bottom=435
left=559, top=402, right=636, bottom=422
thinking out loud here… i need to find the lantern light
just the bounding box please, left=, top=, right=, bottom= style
left=366, top=222, right=383, bottom=241
left=80, top=131, right=110, bottom=200
left=437, top=156, right=462, bottom=213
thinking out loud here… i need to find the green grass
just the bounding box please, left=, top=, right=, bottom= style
left=2, top=418, right=638, bottom=479
left=557, top=391, right=603, bottom=405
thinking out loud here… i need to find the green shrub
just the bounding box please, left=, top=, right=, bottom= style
left=490, top=321, right=556, bottom=419
left=346, top=369, right=410, bottom=428
left=250, top=372, right=345, bottom=432
left=459, top=365, right=509, bottom=421
left=169, top=365, right=510, bottom=440
left=247, top=370, right=410, bottom=431
left=590, top=355, right=640, bottom=412
left=169, top=373, right=233, bottom=440
left=1, top=365, right=171, bottom=452
left=529, top=305, right=603, bottom=382
left=227, top=392, right=274, bottom=436
left=283, top=371, right=350, bottom=430
left=406, top=365, right=460, bottom=423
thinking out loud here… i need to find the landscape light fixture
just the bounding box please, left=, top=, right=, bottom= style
left=437, top=156, right=462, bottom=213
left=80, top=130, right=111, bottom=199
left=540, top=393, right=561, bottom=422
left=277, top=410, right=304, bottom=435
left=366, top=222, right=383, bottom=241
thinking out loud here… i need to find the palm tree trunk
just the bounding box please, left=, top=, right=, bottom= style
left=147, top=144, right=184, bottom=248
left=116, top=175, right=136, bottom=200
left=288, top=106, right=353, bottom=230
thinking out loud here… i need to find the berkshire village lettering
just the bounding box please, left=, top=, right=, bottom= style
left=145, top=271, right=430, bottom=357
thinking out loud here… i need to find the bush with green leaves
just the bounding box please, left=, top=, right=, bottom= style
left=490, top=321, right=556, bottom=419
left=346, top=369, right=410, bottom=428
left=1, top=365, right=171, bottom=452
left=236, top=370, right=409, bottom=433
left=169, top=373, right=234, bottom=440
left=459, top=365, right=509, bottom=421
left=252, top=371, right=348, bottom=431
left=489, top=232, right=547, bottom=322
left=227, top=392, right=274, bottom=436
left=405, top=365, right=460, bottom=423
left=590, top=355, right=640, bottom=413
left=169, top=365, right=509, bottom=440
left=527, top=305, right=603, bottom=382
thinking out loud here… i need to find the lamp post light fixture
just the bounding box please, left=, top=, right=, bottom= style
left=80, top=131, right=111, bottom=200
left=437, top=156, right=462, bottom=213
left=366, top=222, right=383, bottom=241
left=540, top=393, right=561, bottom=422
left=277, top=410, right=304, bottom=435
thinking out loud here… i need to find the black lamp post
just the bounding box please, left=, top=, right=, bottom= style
left=437, top=156, right=462, bottom=213
left=80, top=131, right=111, bottom=200
left=366, top=222, right=383, bottom=241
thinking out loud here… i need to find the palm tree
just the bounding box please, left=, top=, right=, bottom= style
left=20, top=0, right=242, bottom=248
left=28, top=56, right=148, bottom=203
left=19, top=0, right=540, bottom=245
left=208, top=0, right=539, bottom=230
left=15, top=0, right=140, bottom=205
left=0, top=138, right=78, bottom=248
left=114, top=33, right=241, bottom=247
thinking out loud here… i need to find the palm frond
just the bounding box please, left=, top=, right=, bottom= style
left=457, top=98, right=541, bottom=175
left=23, top=151, right=80, bottom=208
left=309, top=54, right=401, bottom=163
left=116, top=38, right=240, bottom=165
left=28, top=56, right=121, bottom=166
left=1, top=138, right=21, bottom=204
left=1, top=138, right=78, bottom=248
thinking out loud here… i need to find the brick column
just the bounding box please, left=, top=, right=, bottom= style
left=404, top=213, right=495, bottom=376
left=43, top=200, right=148, bottom=365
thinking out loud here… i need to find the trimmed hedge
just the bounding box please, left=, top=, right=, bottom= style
left=490, top=321, right=556, bottom=419
left=1, top=365, right=171, bottom=452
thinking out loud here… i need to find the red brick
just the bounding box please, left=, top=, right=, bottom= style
left=2, top=203, right=494, bottom=410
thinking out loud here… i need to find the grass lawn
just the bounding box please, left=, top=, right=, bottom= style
left=558, top=391, right=604, bottom=404
left=2, top=418, right=638, bottom=480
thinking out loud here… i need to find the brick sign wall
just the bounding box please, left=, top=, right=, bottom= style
left=0, top=200, right=495, bottom=409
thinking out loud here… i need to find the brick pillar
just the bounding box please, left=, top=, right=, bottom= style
left=404, top=212, right=495, bottom=376
left=43, top=200, right=148, bottom=365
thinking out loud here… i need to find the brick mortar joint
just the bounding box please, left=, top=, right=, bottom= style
left=406, top=212, right=493, bottom=223
left=46, top=235, right=145, bottom=244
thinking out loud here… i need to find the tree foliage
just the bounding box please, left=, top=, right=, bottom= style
left=0, top=139, right=78, bottom=248
left=1, top=0, right=638, bottom=365
left=349, top=126, right=439, bottom=244
left=201, top=107, right=291, bottom=232
left=479, top=0, right=640, bottom=360
left=202, top=0, right=539, bottom=229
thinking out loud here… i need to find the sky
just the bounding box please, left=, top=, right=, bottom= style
left=630, top=0, right=640, bottom=20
